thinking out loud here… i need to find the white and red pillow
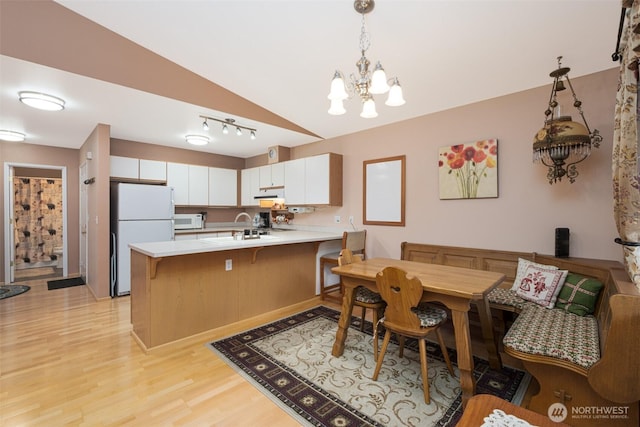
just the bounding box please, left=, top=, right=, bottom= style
left=515, top=264, right=568, bottom=308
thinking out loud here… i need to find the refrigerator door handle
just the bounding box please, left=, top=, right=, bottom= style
left=110, top=232, right=117, bottom=297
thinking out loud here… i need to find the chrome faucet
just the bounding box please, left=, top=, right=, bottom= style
left=234, top=212, right=254, bottom=237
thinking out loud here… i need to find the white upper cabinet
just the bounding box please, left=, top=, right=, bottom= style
left=240, top=167, right=260, bottom=207
left=259, top=163, right=285, bottom=188
left=304, top=154, right=330, bottom=205
left=281, top=154, right=342, bottom=206
left=188, top=165, right=209, bottom=206
left=110, top=156, right=167, bottom=183
left=283, top=158, right=306, bottom=205
left=209, top=167, right=237, bottom=206
left=110, top=156, right=139, bottom=180
left=304, top=153, right=343, bottom=206
left=167, top=162, right=189, bottom=205
left=139, top=159, right=166, bottom=181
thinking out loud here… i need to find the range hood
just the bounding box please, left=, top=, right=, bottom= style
left=254, top=186, right=285, bottom=200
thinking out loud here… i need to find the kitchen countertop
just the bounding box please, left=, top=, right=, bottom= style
left=130, top=229, right=343, bottom=258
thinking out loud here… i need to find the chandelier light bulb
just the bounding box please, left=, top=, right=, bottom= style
left=222, top=123, right=229, bottom=134
left=250, top=130, right=256, bottom=140
left=236, top=127, right=242, bottom=136
left=385, top=78, right=406, bottom=106
left=18, top=91, right=65, bottom=111
left=202, top=119, right=209, bottom=131
left=328, top=99, right=346, bottom=115
left=328, top=71, right=348, bottom=100
left=369, top=62, right=390, bottom=94
left=360, top=97, right=378, bottom=118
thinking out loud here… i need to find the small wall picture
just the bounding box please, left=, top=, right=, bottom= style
left=438, top=139, right=498, bottom=199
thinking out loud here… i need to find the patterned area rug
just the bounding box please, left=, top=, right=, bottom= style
left=0, top=285, right=31, bottom=300
left=207, top=306, right=530, bottom=426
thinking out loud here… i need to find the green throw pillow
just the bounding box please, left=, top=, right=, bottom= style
left=554, top=273, right=604, bottom=316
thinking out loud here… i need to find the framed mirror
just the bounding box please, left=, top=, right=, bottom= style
left=363, top=155, right=405, bottom=226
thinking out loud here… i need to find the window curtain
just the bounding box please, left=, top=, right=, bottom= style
left=613, top=0, right=640, bottom=291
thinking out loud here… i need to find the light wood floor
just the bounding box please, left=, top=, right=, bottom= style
left=0, top=278, right=533, bottom=426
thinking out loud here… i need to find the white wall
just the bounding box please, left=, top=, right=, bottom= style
left=292, top=68, right=621, bottom=262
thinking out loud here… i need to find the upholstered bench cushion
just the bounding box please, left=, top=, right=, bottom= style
left=503, top=305, right=600, bottom=369
left=411, top=304, right=448, bottom=328
left=355, top=286, right=383, bottom=304
left=487, top=288, right=529, bottom=310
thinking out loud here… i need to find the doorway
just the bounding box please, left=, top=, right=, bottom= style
left=3, top=162, right=68, bottom=283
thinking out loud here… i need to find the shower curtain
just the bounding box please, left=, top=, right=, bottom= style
left=13, top=177, right=63, bottom=269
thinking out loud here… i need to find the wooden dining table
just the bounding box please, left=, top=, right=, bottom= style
left=330, top=257, right=505, bottom=407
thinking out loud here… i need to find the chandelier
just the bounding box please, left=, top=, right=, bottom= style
left=533, top=56, right=602, bottom=184
left=327, top=0, right=405, bottom=118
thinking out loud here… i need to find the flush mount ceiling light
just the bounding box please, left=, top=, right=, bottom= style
left=199, top=115, right=257, bottom=139
left=532, top=56, right=602, bottom=184
left=327, top=0, right=405, bottom=118
left=18, top=91, right=65, bottom=111
left=185, top=134, right=209, bottom=146
left=0, top=130, right=26, bottom=142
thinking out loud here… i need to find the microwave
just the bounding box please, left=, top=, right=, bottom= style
left=174, top=213, right=203, bottom=230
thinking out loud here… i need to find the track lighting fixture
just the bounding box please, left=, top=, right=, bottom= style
left=198, top=115, right=257, bottom=140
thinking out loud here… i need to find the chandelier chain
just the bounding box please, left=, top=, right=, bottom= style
left=359, top=14, right=370, bottom=53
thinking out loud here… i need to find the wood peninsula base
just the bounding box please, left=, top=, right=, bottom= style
left=130, top=242, right=318, bottom=351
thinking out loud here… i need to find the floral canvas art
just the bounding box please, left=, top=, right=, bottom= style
left=438, top=139, right=498, bottom=199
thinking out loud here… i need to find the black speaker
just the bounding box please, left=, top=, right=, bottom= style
left=555, top=228, right=570, bottom=258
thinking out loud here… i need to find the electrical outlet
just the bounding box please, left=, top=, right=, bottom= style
left=334, top=215, right=341, bottom=224
left=225, top=259, right=232, bottom=271
left=349, top=216, right=354, bottom=224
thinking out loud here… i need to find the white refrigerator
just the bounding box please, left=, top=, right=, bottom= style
left=110, top=183, right=174, bottom=297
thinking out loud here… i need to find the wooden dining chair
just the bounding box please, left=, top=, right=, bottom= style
left=372, top=266, right=454, bottom=405
left=337, top=249, right=386, bottom=356
left=320, top=230, right=366, bottom=303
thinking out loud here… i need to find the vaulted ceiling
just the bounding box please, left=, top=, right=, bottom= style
left=0, top=0, right=621, bottom=159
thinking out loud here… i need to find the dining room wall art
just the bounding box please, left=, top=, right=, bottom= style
left=438, top=138, right=498, bottom=199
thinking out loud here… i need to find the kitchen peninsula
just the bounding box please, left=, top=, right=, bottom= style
left=129, top=230, right=342, bottom=351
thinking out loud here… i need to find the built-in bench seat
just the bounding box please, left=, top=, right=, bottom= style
left=401, top=242, right=640, bottom=426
